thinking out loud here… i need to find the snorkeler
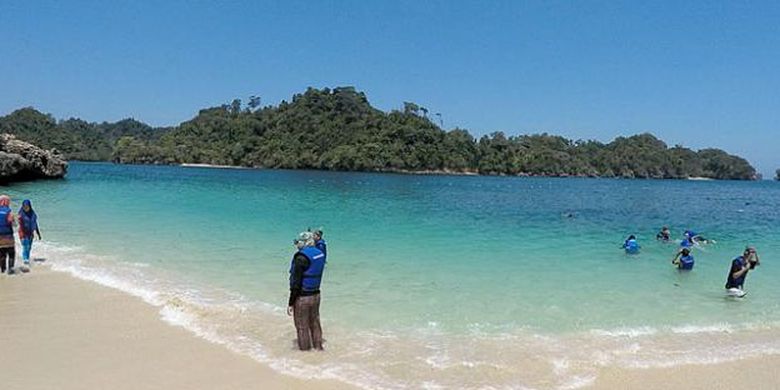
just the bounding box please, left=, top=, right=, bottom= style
left=672, top=248, right=694, bottom=270
left=683, top=230, right=713, bottom=245
left=680, top=231, right=697, bottom=248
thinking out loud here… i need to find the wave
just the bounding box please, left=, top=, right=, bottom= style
left=35, top=241, right=780, bottom=390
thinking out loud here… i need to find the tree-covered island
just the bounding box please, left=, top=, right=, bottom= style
left=0, top=87, right=757, bottom=180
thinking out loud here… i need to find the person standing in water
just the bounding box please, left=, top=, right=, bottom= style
left=0, top=195, right=16, bottom=274
left=287, top=232, right=326, bottom=350
left=313, top=229, right=327, bottom=261
left=672, top=248, right=694, bottom=270
left=725, top=247, right=760, bottom=295
left=18, top=199, right=41, bottom=265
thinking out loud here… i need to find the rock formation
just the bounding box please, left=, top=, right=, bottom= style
left=0, top=133, right=67, bottom=182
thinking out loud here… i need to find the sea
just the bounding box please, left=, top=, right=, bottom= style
left=7, top=162, right=780, bottom=389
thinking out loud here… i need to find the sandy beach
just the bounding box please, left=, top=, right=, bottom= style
left=0, top=268, right=353, bottom=390
left=1, top=267, right=778, bottom=390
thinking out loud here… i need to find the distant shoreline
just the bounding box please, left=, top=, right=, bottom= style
left=167, top=162, right=736, bottom=180
left=180, top=163, right=250, bottom=170
left=71, top=161, right=762, bottom=181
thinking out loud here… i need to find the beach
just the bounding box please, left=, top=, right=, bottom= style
left=3, top=163, right=779, bottom=389
left=2, top=267, right=778, bottom=390
left=0, top=268, right=353, bottom=390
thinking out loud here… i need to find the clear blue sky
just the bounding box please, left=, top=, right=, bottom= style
left=1, top=0, right=778, bottom=177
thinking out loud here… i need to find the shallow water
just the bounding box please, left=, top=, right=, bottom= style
left=8, top=162, right=780, bottom=389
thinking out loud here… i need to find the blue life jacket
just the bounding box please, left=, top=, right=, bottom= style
left=289, top=246, right=326, bottom=292
left=0, top=206, right=13, bottom=236
left=624, top=239, right=640, bottom=254
left=315, top=239, right=327, bottom=261
left=679, top=255, right=694, bottom=270
left=20, top=211, right=37, bottom=237
left=680, top=239, right=693, bottom=248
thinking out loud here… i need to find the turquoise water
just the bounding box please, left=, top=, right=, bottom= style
left=8, top=163, right=780, bottom=389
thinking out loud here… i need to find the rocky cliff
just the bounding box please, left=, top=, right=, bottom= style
left=0, top=133, right=67, bottom=182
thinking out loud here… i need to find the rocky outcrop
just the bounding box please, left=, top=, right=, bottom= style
left=0, top=134, right=67, bottom=182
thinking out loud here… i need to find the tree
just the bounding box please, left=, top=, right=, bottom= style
left=403, top=102, right=420, bottom=116
left=248, top=95, right=262, bottom=111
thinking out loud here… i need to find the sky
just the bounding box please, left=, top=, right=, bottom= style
left=1, top=0, right=778, bottom=177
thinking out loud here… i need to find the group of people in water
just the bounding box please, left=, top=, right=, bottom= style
left=287, top=229, right=327, bottom=351
left=0, top=195, right=42, bottom=275
left=623, top=228, right=760, bottom=297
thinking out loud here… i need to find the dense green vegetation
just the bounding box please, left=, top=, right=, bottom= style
left=0, top=87, right=758, bottom=180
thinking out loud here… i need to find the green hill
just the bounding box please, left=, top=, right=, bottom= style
left=0, top=87, right=758, bottom=180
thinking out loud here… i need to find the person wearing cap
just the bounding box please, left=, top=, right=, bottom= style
left=725, top=247, right=760, bottom=294
left=312, top=229, right=327, bottom=261
left=0, top=195, right=16, bottom=274
left=287, top=231, right=327, bottom=350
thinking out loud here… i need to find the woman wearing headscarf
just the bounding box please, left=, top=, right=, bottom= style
left=0, top=195, right=16, bottom=274
left=18, top=199, right=41, bottom=265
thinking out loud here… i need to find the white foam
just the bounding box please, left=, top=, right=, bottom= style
left=670, top=323, right=734, bottom=334
left=49, top=260, right=163, bottom=306
left=590, top=326, right=658, bottom=338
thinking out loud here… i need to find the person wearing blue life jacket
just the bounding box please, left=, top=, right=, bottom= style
left=313, top=229, right=327, bottom=262
left=18, top=199, right=42, bottom=265
left=680, top=231, right=696, bottom=248
left=672, top=248, right=695, bottom=270
left=623, top=235, right=640, bottom=254
left=725, top=247, right=760, bottom=294
left=683, top=230, right=712, bottom=246
left=0, top=195, right=16, bottom=274
left=287, top=231, right=326, bottom=351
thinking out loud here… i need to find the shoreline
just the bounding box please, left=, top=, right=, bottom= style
left=180, top=163, right=251, bottom=170
left=0, top=268, right=356, bottom=390
left=2, top=266, right=778, bottom=389
left=77, top=160, right=758, bottom=181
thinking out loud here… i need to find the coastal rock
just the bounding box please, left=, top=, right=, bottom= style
left=0, top=133, right=68, bottom=181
